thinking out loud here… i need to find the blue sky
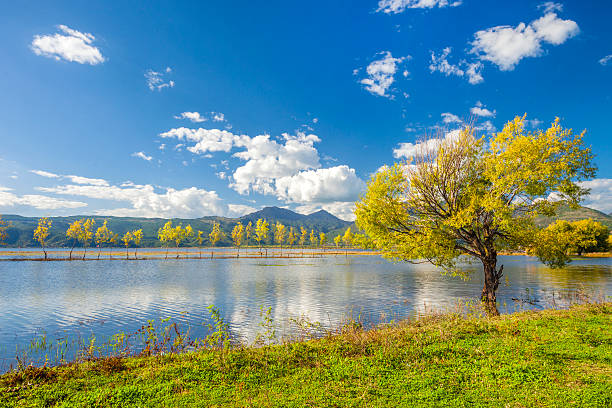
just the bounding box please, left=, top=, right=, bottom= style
left=0, top=0, right=610, bottom=220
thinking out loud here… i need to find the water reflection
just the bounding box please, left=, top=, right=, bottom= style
left=0, top=254, right=609, bottom=370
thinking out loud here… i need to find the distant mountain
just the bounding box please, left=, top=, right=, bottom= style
left=0, top=207, right=352, bottom=248
left=535, top=204, right=612, bottom=228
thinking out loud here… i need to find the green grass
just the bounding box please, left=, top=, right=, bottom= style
left=1, top=303, right=611, bottom=407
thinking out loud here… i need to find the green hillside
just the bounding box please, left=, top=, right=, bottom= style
left=0, top=207, right=352, bottom=248
left=535, top=204, right=612, bottom=228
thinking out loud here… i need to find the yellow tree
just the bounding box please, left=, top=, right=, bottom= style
left=334, top=234, right=342, bottom=252
left=245, top=221, right=253, bottom=248
left=122, top=231, right=133, bottom=259
left=196, top=230, right=204, bottom=259
left=274, top=222, right=286, bottom=255
left=158, top=221, right=173, bottom=259
left=309, top=229, right=317, bottom=247
left=34, top=217, right=52, bottom=260
left=287, top=227, right=296, bottom=248
left=319, top=232, right=326, bottom=251
left=232, top=222, right=244, bottom=256
left=94, top=220, right=112, bottom=260
left=299, top=226, right=308, bottom=255
left=342, top=227, right=353, bottom=254
left=0, top=216, right=9, bottom=246
left=209, top=222, right=224, bottom=258
left=132, top=229, right=143, bottom=259
left=66, top=219, right=83, bottom=260
left=79, top=218, right=95, bottom=260
left=355, top=116, right=595, bottom=314
left=255, top=218, right=269, bottom=256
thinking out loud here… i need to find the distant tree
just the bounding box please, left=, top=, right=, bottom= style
left=172, top=224, right=194, bottom=258
left=531, top=219, right=609, bottom=267
left=255, top=218, right=269, bottom=256
left=355, top=117, right=595, bottom=314
left=66, top=219, right=83, bottom=260
left=274, top=222, right=286, bottom=255
left=287, top=227, right=296, bottom=248
left=110, top=232, right=119, bottom=260
left=299, top=227, right=308, bottom=254
left=122, top=231, right=133, bottom=260
left=34, top=217, right=52, bottom=260
left=342, top=227, right=353, bottom=250
left=231, top=222, right=244, bottom=256
left=319, top=232, right=326, bottom=250
left=79, top=219, right=95, bottom=260
left=158, top=221, right=173, bottom=259
left=0, top=216, right=8, bottom=246
left=209, top=222, right=224, bottom=258
left=309, top=229, right=317, bottom=247
left=94, top=220, right=112, bottom=260
left=132, top=229, right=143, bottom=259
left=245, top=221, right=253, bottom=247
left=334, top=234, right=342, bottom=251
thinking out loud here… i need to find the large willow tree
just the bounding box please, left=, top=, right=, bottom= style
left=355, top=116, right=595, bottom=313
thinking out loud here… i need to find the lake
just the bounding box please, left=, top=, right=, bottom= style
left=0, top=250, right=610, bottom=371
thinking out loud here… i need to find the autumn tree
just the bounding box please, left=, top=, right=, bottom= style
left=287, top=227, right=296, bottom=248
left=571, top=219, right=609, bottom=255
left=274, top=222, right=286, bottom=255
left=309, top=229, right=317, bottom=247
left=109, top=232, right=119, bottom=260
left=0, top=216, right=9, bottom=246
left=319, top=232, right=326, bottom=252
left=209, top=222, right=224, bottom=258
left=196, top=230, right=204, bottom=259
left=34, top=217, right=52, bottom=260
left=299, top=227, right=308, bottom=255
left=132, top=229, right=143, bottom=259
left=122, top=230, right=133, bottom=260
left=231, top=222, right=244, bottom=256
left=245, top=221, right=253, bottom=248
left=334, top=234, right=342, bottom=251
left=80, top=219, right=95, bottom=260
left=66, top=219, right=82, bottom=260
left=255, top=218, right=269, bottom=256
left=158, top=221, right=173, bottom=259
left=94, top=220, right=112, bottom=260
left=356, top=116, right=595, bottom=314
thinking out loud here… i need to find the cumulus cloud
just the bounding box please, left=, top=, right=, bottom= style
left=0, top=186, right=87, bottom=210
left=470, top=101, right=496, bottom=117
left=393, top=129, right=461, bottom=159
left=441, top=112, right=462, bottom=124
left=175, top=112, right=207, bottom=123
left=212, top=112, right=225, bottom=122
left=31, top=25, right=105, bottom=65
left=429, top=47, right=484, bottom=84
left=599, top=55, right=612, bottom=66
left=538, top=2, right=563, bottom=14
left=470, top=11, right=579, bottom=71
left=160, top=128, right=245, bottom=154
left=359, top=51, right=409, bottom=98
left=132, top=151, right=153, bottom=161
left=275, top=166, right=365, bottom=204
left=579, top=179, right=612, bottom=213
left=37, top=182, right=229, bottom=218
left=145, top=68, right=174, bottom=91
left=377, top=0, right=462, bottom=14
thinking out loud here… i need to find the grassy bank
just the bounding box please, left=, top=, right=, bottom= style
left=1, top=303, right=611, bottom=407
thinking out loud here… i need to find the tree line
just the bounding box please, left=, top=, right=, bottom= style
left=0, top=215, right=371, bottom=260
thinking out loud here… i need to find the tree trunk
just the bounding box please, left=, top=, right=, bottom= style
left=481, top=255, right=503, bottom=316
left=42, top=245, right=47, bottom=261
left=97, top=246, right=101, bottom=260
left=82, top=246, right=87, bottom=261
left=69, top=242, right=75, bottom=260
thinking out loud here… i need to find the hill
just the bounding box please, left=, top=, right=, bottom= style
left=535, top=204, right=612, bottom=228
left=0, top=207, right=352, bottom=248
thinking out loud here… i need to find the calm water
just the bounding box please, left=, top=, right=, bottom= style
left=0, top=251, right=610, bottom=371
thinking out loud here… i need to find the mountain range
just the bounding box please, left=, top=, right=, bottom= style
left=1, top=204, right=610, bottom=248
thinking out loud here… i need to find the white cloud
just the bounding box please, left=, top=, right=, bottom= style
left=538, top=2, right=563, bottom=14
left=145, top=68, right=174, bottom=91
left=313, top=118, right=319, bottom=124
left=377, top=0, right=461, bottom=14
left=212, top=112, right=225, bottom=122
left=429, top=47, right=484, bottom=84
left=470, top=101, right=496, bottom=117
left=31, top=169, right=108, bottom=186
left=132, top=151, right=153, bottom=161
left=470, top=12, right=579, bottom=71
left=0, top=186, right=87, bottom=210
left=275, top=166, right=365, bottom=204
left=227, top=204, right=257, bottom=217
left=359, top=51, right=409, bottom=98
left=579, top=179, right=612, bottom=213
left=175, top=112, right=206, bottom=123
left=38, top=183, right=230, bottom=218
left=393, top=129, right=461, bottom=159
left=31, top=25, right=105, bottom=65
left=599, top=54, right=612, bottom=66
left=30, top=169, right=60, bottom=178
left=441, top=112, right=462, bottom=124
left=159, top=127, right=245, bottom=154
